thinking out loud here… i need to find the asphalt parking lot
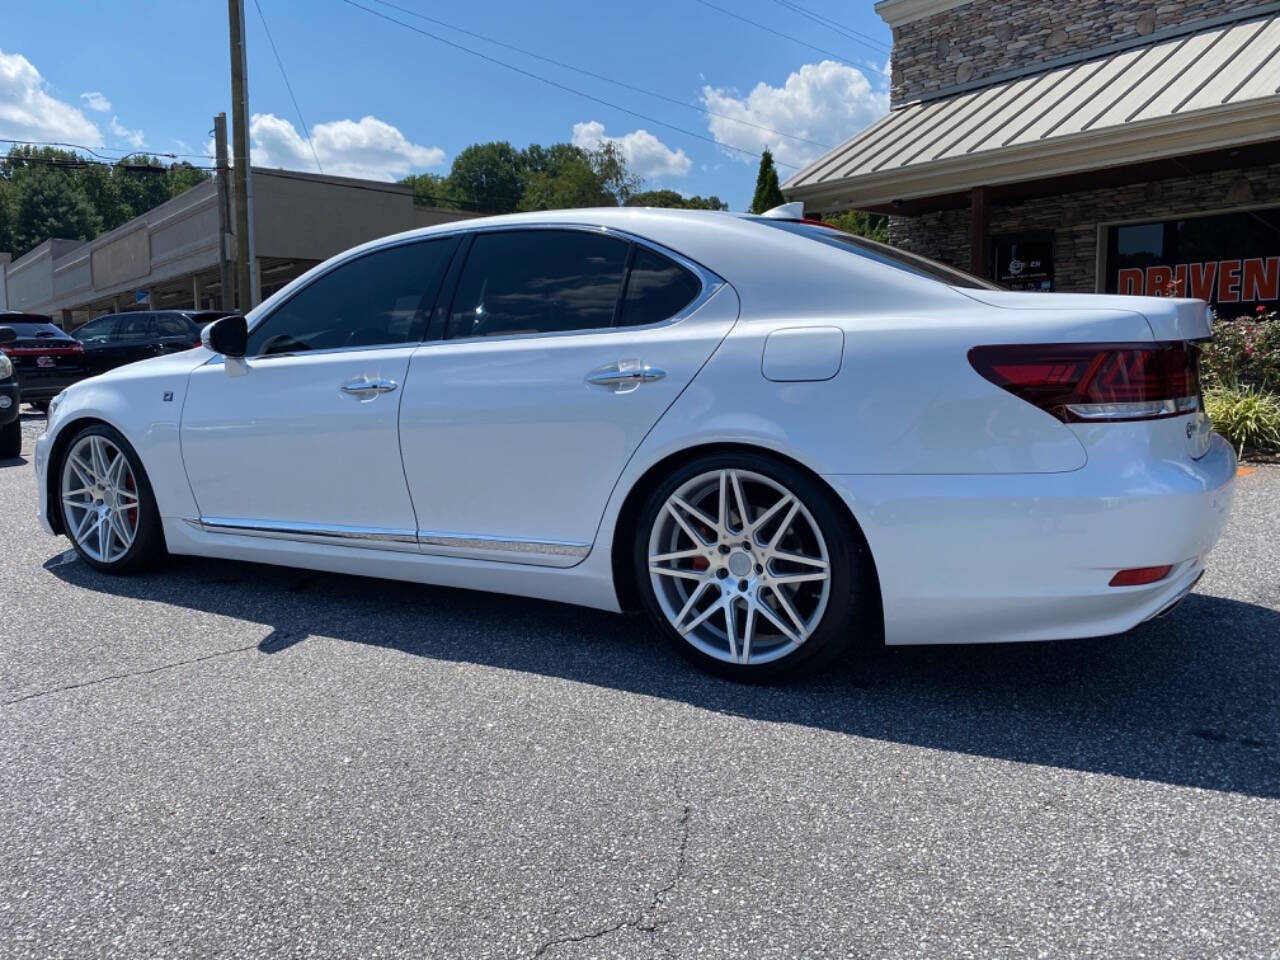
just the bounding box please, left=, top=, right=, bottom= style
left=2, top=409, right=1277, bottom=959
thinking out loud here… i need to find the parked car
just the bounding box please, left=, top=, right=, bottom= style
left=0, top=312, right=89, bottom=413
left=73, top=310, right=237, bottom=376
left=0, top=325, right=20, bottom=458
left=33, top=206, right=1236, bottom=679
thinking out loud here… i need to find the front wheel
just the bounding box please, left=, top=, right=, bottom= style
left=59, top=423, right=165, bottom=573
left=634, top=453, right=873, bottom=680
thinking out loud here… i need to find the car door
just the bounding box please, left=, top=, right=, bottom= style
left=399, top=227, right=738, bottom=566
left=153, top=313, right=202, bottom=355
left=113, top=313, right=160, bottom=367
left=73, top=315, right=121, bottom=375
left=180, top=235, right=459, bottom=545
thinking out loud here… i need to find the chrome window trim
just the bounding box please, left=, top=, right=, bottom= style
left=189, top=516, right=421, bottom=552
left=214, top=223, right=725, bottom=365
left=188, top=517, right=591, bottom=566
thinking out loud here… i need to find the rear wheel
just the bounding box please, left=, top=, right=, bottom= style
left=634, top=452, right=872, bottom=680
left=0, top=419, right=19, bottom=459
left=59, top=424, right=164, bottom=573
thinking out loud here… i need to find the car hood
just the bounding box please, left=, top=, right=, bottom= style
left=953, top=288, right=1213, bottom=342
left=68, top=347, right=214, bottom=392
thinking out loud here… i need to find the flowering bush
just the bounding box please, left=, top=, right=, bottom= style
left=1200, top=306, right=1280, bottom=390
left=1200, top=306, right=1280, bottom=457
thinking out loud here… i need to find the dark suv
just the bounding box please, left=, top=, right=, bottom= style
left=74, top=310, right=237, bottom=376
left=0, top=312, right=89, bottom=413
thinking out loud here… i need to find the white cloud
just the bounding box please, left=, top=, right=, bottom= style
left=80, top=90, right=111, bottom=113
left=701, top=60, right=888, bottom=170
left=108, top=115, right=145, bottom=149
left=571, top=121, right=692, bottom=179
left=0, top=50, right=101, bottom=146
left=249, top=113, right=445, bottom=181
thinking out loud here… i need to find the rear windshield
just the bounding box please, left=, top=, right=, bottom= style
left=757, top=220, right=1002, bottom=290
left=0, top=322, right=69, bottom=338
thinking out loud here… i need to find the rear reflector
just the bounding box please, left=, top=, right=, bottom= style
left=968, top=342, right=1200, bottom=422
left=1109, top=565, right=1174, bottom=587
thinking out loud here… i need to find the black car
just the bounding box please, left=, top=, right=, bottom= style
left=0, top=312, right=90, bottom=412
left=0, top=324, right=21, bottom=458
left=73, top=310, right=236, bottom=376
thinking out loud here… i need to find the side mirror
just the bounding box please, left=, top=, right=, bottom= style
left=201, top=315, right=247, bottom=358
left=0, top=326, right=16, bottom=346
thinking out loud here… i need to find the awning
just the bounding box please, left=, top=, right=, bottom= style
left=784, top=11, right=1280, bottom=209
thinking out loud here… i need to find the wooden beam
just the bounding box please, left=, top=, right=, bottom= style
left=970, top=185, right=990, bottom=278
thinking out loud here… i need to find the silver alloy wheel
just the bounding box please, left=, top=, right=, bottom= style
left=648, top=469, right=832, bottom=666
left=61, top=435, right=141, bottom=564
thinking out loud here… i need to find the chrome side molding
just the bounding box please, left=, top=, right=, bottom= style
left=187, top=517, right=590, bottom=566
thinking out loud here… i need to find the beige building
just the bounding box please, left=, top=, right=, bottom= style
left=785, top=0, right=1280, bottom=314
left=0, top=168, right=480, bottom=326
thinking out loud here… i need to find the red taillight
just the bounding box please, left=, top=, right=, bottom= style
left=1109, top=565, right=1174, bottom=587
left=5, top=344, right=84, bottom=356
left=968, top=342, right=1201, bottom=422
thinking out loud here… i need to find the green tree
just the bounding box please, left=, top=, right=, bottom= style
left=447, top=141, right=527, bottom=214
left=626, top=189, right=728, bottom=211
left=401, top=172, right=460, bottom=209
left=519, top=144, right=612, bottom=210
left=824, top=209, right=889, bottom=243
left=9, top=164, right=100, bottom=254
left=589, top=141, right=641, bottom=206
left=0, top=146, right=210, bottom=258
left=749, top=148, right=785, bottom=214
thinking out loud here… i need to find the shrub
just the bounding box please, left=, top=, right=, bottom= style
left=1201, top=307, right=1280, bottom=389
left=1204, top=385, right=1280, bottom=458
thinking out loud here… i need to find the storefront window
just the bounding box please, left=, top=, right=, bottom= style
left=1105, top=207, right=1280, bottom=313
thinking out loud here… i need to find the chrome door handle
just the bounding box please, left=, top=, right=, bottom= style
left=340, top=377, right=398, bottom=400
left=586, top=361, right=666, bottom=393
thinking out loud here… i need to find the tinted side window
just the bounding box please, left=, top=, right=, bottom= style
left=116, top=314, right=154, bottom=341
left=619, top=247, right=702, bottom=327
left=247, top=238, right=457, bottom=357
left=75, top=316, right=119, bottom=344
left=155, top=314, right=193, bottom=338
left=446, top=230, right=628, bottom=339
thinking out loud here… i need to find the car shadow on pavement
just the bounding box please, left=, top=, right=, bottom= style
left=46, top=553, right=1280, bottom=799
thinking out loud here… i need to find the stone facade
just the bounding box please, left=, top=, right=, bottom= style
left=890, top=0, right=1267, bottom=106
left=888, top=162, right=1280, bottom=292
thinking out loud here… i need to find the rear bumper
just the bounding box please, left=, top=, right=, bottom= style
left=16, top=372, right=84, bottom=401
left=0, top=382, right=19, bottom=425
left=825, top=434, right=1236, bottom=646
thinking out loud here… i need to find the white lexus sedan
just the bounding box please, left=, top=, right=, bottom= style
left=34, top=206, right=1235, bottom=678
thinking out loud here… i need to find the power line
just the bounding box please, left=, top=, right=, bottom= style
left=338, top=0, right=800, bottom=168
left=690, top=0, right=889, bottom=77
left=252, top=0, right=325, bottom=174
left=364, top=0, right=831, bottom=150
left=0, top=137, right=214, bottom=163
left=768, top=0, right=890, bottom=55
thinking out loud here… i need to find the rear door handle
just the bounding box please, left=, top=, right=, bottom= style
left=340, top=377, right=398, bottom=401
left=586, top=361, right=666, bottom=394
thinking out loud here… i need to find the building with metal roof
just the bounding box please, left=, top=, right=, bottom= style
left=784, top=0, right=1280, bottom=311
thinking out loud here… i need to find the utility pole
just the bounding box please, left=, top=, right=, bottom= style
left=227, top=0, right=257, bottom=311
left=213, top=113, right=233, bottom=312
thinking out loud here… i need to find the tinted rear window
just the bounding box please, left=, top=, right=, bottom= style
left=757, top=220, right=1001, bottom=290
left=1, top=322, right=69, bottom=338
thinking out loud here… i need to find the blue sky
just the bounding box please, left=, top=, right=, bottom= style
left=2, top=0, right=891, bottom=210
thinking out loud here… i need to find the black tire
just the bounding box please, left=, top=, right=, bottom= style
left=633, top=451, right=875, bottom=681
left=30, top=400, right=50, bottom=414
left=0, top=419, right=19, bottom=459
left=57, top=422, right=165, bottom=574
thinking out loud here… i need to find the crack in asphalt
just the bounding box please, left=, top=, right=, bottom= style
left=530, top=787, right=693, bottom=959
left=3, top=642, right=262, bottom=706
